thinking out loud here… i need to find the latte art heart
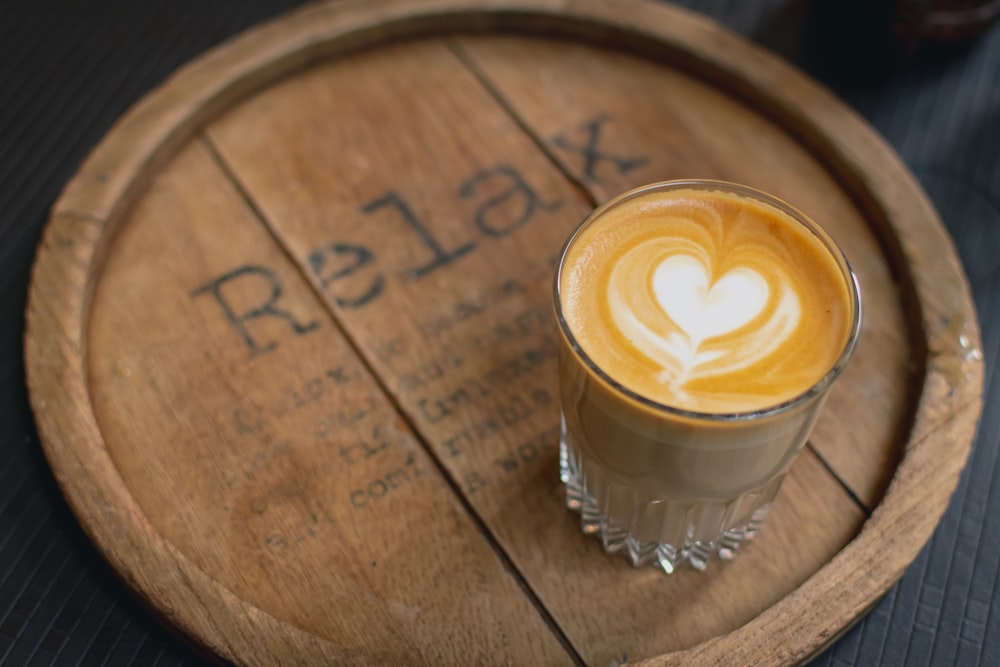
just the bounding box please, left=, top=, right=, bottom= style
left=651, top=255, right=769, bottom=344
left=608, top=246, right=801, bottom=389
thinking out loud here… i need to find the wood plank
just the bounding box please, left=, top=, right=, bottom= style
left=453, top=34, right=917, bottom=509
left=85, top=137, right=573, bottom=665
left=205, top=35, right=867, bottom=662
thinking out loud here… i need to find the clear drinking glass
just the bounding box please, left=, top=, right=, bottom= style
left=554, top=180, right=862, bottom=573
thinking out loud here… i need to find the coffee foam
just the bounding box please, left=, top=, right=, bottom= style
left=559, top=187, right=854, bottom=413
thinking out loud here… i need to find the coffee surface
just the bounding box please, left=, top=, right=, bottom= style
left=559, top=186, right=854, bottom=413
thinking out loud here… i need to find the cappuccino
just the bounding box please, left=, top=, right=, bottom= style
left=554, top=181, right=860, bottom=572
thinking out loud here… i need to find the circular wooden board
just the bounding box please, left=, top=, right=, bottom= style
left=24, top=1, right=985, bottom=665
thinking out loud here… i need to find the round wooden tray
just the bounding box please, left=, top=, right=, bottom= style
left=25, top=1, right=985, bottom=665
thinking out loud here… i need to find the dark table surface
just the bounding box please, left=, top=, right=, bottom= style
left=2, top=1, right=998, bottom=665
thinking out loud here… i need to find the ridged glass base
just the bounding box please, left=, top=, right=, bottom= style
left=560, top=415, right=781, bottom=574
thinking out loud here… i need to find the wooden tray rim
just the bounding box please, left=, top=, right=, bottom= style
left=24, top=0, right=985, bottom=664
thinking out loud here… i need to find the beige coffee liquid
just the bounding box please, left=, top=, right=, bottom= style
left=559, top=186, right=853, bottom=414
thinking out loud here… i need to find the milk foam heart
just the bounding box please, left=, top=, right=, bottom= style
left=651, top=255, right=769, bottom=344
left=607, top=246, right=801, bottom=389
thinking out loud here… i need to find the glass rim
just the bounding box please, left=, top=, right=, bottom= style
left=553, top=179, right=863, bottom=423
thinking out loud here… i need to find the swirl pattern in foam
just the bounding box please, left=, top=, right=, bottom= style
left=559, top=185, right=854, bottom=414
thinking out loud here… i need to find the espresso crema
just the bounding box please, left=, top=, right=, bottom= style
left=558, top=185, right=854, bottom=414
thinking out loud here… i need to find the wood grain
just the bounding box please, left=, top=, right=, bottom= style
left=24, top=1, right=983, bottom=665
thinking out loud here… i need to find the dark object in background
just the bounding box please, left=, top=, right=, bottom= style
left=921, top=0, right=1000, bottom=42
left=808, top=0, right=1000, bottom=82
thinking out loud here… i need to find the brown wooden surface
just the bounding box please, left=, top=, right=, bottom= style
left=24, top=1, right=983, bottom=665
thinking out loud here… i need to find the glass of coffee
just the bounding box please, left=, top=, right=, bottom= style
left=555, top=180, right=861, bottom=573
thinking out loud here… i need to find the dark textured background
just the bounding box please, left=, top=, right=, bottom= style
left=1, top=1, right=997, bottom=664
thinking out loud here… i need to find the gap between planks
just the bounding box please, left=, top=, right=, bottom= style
left=445, top=38, right=600, bottom=211
left=198, top=132, right=587, bottom=667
